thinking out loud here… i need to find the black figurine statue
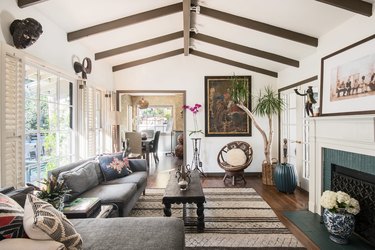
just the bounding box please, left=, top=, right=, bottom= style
left=294, top=86, right=317, bottom=117
left=282, top=138, right=288, bottom=164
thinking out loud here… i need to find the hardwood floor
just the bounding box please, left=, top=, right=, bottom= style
left=146, top=152, right=319, bottom=250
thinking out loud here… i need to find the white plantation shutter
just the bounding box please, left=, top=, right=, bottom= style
left=1, top=52, right=25, bottom=188
left=103, top=91, right=112, bottom=153
left=86, top=86, right=96, bottom=157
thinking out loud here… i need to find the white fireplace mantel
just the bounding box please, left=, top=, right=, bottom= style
left=309, top=115, right=375, bottom=214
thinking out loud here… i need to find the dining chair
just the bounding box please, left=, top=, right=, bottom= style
left=149, top=131, right=160, bottom=164
left=125, top=132, right=143, bottom=157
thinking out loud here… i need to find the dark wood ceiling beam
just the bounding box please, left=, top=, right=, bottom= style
left=191, top=33, right=299, bottom=67
left=95, top=31, right=183, bottom=60
left=316, top=0, right=372, bottom=16
left=199, top=6, right=318, bottom=47
left=17, top=0, right=48, bottom=8
left=190, top=49, right=278, bottom=78
left=112, top=48, right=183, bottom=72
left=68, top=3, right=183, bottom=42
left=183, top=0, right=191, bottom=55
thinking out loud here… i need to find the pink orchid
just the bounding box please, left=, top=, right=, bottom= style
left=182, top=103, right=204, bottom=136
left=183, top=103, right=202, bottom=113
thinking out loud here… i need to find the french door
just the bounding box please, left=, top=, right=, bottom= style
left=279, top=80, right=318, bottom=191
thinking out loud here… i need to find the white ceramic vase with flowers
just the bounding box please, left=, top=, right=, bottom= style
left=320, top=190, right=360, bottom=244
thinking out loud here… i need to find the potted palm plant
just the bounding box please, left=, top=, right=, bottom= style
left=230, top=76, right=285, bottom=185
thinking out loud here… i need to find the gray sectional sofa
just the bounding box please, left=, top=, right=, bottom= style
left=49, top=157, right=148, bottom=217
left=1, top=216, right=185, bottom=250
left=0, top=156, right=186, bottom=250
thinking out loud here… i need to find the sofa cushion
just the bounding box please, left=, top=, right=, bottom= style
left=0, top=238, right=65, bottom=250
left=49, top=157, right=96, bottom=179
left=226, top=148, right=247, bottom=166
left=0, top=193, right=25, bottom=239
left=71, top=217, right=185, bottom=250
left=4, top=186, right=34, bottom=208
left=23, top=194, right=82, bottom=249
left=58, top=160, right=100, bottom=200
left=98, top=153, right=132, bottom=182
left=128, top=159, right=148, bottom=172
left=103, top=172, right=147, bottom=190
left=79, top=183, right=136, bottom=204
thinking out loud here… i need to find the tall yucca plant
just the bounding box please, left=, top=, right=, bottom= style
left=231, top=76, right=285, bottom=184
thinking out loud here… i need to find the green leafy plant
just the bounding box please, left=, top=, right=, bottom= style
left=37, top=175, right=70, bottom=201
left=230, top=75, right=285, bottom=184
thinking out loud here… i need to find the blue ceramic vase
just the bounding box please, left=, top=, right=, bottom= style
left=322, top=208, right=355, bottom=244
left=274, top=163, right=297, bottom=194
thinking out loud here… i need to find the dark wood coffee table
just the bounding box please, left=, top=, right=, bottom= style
left=162, top=170, right=205, bottom=232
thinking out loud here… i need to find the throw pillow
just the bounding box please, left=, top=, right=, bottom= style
left=0, top=193, right=25, bottom=239
left=5, top=186, right=35, bottom=208
left=58, top=160, right=99, bottom=200
left=23, top=194, right=82, bottom=249
left=99, top=153, right=132, bottom=181
left=226, top=148, right=247, bottom=166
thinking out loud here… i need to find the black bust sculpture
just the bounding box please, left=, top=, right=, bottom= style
left=9, top=18, right=43, bottom=49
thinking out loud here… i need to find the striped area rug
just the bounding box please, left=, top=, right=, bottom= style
left=129, top=188, right=306, bottom=249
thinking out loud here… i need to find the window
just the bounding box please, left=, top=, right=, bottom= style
left=24, top=64, right=75, bottom=184
left=137, top=106, right=172, bottom=132
left=302, top=86, right=318, bottom=179
left=280, top=91, right=297, bottom=166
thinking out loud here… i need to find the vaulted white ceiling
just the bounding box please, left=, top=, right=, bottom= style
left=23, top=0, right=374, bottom=78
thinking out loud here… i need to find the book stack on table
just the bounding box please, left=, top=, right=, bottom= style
left=63, top=197, right=101, bottom=219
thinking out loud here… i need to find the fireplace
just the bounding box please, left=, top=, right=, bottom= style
left=308, top=116, right=375, bottom=246
left=331, top=164, right=375, bottom=246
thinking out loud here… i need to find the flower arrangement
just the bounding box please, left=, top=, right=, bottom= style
left=320, top=190, right=360, bottom=215
left=183, top=103, right=203, bottom=136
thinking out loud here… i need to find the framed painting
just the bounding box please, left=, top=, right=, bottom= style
left=320, top=34, right=375, bottom=116
left=204, top=76, right=252, bottom=137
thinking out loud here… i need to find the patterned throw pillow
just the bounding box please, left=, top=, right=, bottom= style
left=0, top=193, right=25, bottom=239
left=99, top=153, right=132, bottom=182
left=23, top=194, right=82, bottom=249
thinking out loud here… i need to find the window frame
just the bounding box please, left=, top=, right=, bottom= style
left=24, top=61, right=77, bottom=184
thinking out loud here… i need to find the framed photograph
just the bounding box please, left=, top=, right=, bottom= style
left=320, top=34, right=375, bottom=116
left=204, top=76, right=252, bottom=137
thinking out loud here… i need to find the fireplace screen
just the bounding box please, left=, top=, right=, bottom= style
left=331, top=164, right=375, bottom=246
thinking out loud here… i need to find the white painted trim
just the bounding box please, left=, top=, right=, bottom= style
left=309, top=115, right=375, bottom=214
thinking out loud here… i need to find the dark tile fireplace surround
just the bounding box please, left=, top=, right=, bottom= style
left=323, top=148, right=375, bottom=247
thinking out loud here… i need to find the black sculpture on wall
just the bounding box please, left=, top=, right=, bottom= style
left=73, top=57, right=92, bottom=79
left=9, top=18, right=43, bottom=49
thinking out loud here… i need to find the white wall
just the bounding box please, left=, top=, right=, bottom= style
left=0, top=0, right=113, bottom=89
left=278, top=13, right=375, bottom=88
left=277, top=9, right=375, bottom=209
left=114, top=55, right=278, bottom=173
